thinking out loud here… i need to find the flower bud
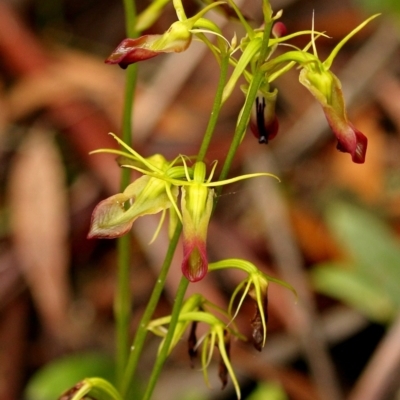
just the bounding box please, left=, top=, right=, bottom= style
left=105, top=20, right=192, bottom=69
left=272, top=21, right=287, bottom=38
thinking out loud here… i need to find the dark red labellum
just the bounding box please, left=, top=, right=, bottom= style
left=250, top=94, right=279, bottom=144
left=250, top=295, right=268, bottom=352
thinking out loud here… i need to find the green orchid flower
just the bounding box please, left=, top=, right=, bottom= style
left=87, top=133, right=188, bottom=241
left=88, top=134, right=278, bottom=281
left=263, top=14, right=380, bottom=163
left=177, top=159, right=278, bottom=282
left=222, top=15, right=328, bottom=104
left=147, top=294, right=245, bottom=399
left=210, top=259, right=296, bottom=351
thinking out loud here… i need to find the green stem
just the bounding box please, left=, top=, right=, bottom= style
left=217, top=20, right=274, bottom=188
left=172, top=0, right=187, bottom=20
left=115, top=69, right=137, bottom=389
left=115, top=0, right=137, bottom=389
left=197, top=52, right=230, bottom=163
left=115, top=71, right=137, bottom=386
left=141, top=277, right=190, bottom=400
left=124, top=0, right=137, bottom=38
left=121, top=223, right=183, bottom=397
left=115, top=234, right=131, bottom=388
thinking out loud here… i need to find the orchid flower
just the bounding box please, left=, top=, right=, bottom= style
left=217, top=9, right=329, bottom=146
left=210, top=259, right=296, bottom=351
left=177, top=159, right=278, bottom=282
left=147, top=293, right=234, bottom=353
left=221, top=11, right=328, bottom=104
left=263, top=14, right=380, bottom=163
left=87, top=134, right=188, bottom=241
left=105, top=2, right=225, bottom=68
left=88, top=134, right=278, bottom=280
left=249, top=87, right=279, bottom=144
left=147, top=295, right=245, bottom=399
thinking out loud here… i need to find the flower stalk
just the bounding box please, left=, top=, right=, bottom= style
left=120, top=224, right=183, bottom=397
left=115, top=0, right=138, bottom=387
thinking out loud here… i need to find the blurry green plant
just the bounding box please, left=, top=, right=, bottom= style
left=24, top=353, right=136, bottom=400
left=246, top=381, right=288, bottom=400
left=311, top=201, right=400, bottom=324
left=355, top=0, right=400, bottom=16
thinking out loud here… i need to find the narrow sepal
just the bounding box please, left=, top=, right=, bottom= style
left=250, top=294, right=268, bottom=352
left=218, top=330, right=231, bottom=389
left=188, top=321, right=198, bottom=367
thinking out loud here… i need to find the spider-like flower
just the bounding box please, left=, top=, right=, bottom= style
left=210, top=259, right=296, bottom=351
left=263, top=14, right=379, bottom=163
left=178, top=160, right=278, bottom=282
left=88, top=134, right=278, bottom=281
left=87, top=134, right=186, bottom=241
left=180, top=161, right=213, bottom=282
left=299, top=68, right=367, bottom=163
left=147, top=294, right=244, bottom=399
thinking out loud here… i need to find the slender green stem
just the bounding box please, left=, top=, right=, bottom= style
left=115, top=74, right=137, bottom=385
left=124, top=0, right=137, bottom=38
left=172, top=0, right=187, bottom=20
left=217, top=20, right=274, bottom=188
left=115, top=69, right=137, bottom=390
left=141, top=277, right=190, bottom=400
left=197, top=52, right=230, bottom=163
left=115, top=0, right=137, bottom=389
left=121, top=223, right=183, bottom=397
left=115, top=234, right=131, bottom=388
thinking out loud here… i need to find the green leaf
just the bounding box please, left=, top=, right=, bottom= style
left=24, top=352, right=116, bottom=400
left=311, top=262, right=396, bottom=323
left=355, top=0, right=400, bottom=16
left=135, top=0, right=170, bottom=32
left=222, top=37, right=262, bottom=103
left=326, top=201, right=400, bottom=308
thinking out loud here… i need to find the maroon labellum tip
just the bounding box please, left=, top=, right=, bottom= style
left=272, top=21, right=287, bottom=38
left=181, top=239, right=208, bottom=282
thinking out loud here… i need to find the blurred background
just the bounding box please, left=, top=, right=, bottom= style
left=1, top=0, right=400, bottom=399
